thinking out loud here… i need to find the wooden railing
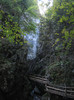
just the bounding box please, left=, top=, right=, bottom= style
left=28, top=74, right=74, bottom=99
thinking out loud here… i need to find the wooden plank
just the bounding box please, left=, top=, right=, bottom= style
left=46, top=89, right=74, bottom=99
left=47, top=83, right=74, bottom=90
left=29, top=76, right=48, bottom=81
left=46, top=85, right=74, bottom=93
left=46, top=88, right=66, bottom=97
left=29, top=75, right=74, bottom=99
left=30, top=77, right=48, bottom=84
left=46, top=86, right=66, bottom=92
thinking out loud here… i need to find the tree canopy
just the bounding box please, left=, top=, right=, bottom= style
left=0, top=0, right=39, bottom=44
left=45, top=0, right=74, bottom=49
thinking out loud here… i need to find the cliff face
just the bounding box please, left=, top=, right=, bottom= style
left=0, top=38, right=33, bottom=100
left=0, top=0, right=74, bottom=99
left=32, top=16, right=74, bottom=86
left=0, top=21, right=74, bottom=100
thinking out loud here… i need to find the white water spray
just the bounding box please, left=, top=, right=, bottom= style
left=25, top=19, right=40, bottom=60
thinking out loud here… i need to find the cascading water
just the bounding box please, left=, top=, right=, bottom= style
left=25, top=19, right=40, bottom=60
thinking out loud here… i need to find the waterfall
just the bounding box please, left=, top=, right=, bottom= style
left=25, top=19, right=40, bottom=60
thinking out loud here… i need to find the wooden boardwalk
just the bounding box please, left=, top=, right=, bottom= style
left=29, top=74, right=74, bottom=99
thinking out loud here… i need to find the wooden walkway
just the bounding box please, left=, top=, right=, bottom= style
left=28, top=74, right=74, bottom=99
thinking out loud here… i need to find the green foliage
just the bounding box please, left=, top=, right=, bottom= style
left=0, top=0, right=39, bottom=44
left=0, top=10, right=23, bottom=44
left=46, top=0, right=74, bottom=49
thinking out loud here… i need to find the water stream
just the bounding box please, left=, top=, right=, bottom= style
left=25, top=19, right=40, bottom=60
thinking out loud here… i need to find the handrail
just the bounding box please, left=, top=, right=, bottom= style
left=29, top=75, right=74, bottom=88
left=28, top=74, right=74, bottom=99
left=46, top=85, right=74, bottom=93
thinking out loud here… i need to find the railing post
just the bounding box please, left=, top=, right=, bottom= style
left=65, top=86, right=67, bottom=99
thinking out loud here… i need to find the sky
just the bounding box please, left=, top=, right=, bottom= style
left=38, top=0, right=53, bottom=15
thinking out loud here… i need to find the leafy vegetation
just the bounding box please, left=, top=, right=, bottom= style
left=46, top=0, right=74, bottom=49
left=0, top=0, right=74, bottom=99
left=35, top=0, right=74, bottom=86
left=0, top=0, right=38, bottom=44
left=0, top=0, right=39, bottom=100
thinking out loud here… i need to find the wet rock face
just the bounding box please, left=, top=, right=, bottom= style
left=33, top=95, right=40, bottom=100
left=0, top=75, right=33, bottom=100
left=0, top=38, right=33, bottom=100
left=41, top=93, right=50, bottom=100
left=0, top=89, right=6, bottom=100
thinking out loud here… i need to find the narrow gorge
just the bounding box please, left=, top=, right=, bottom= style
left=0, top=0, right=74, bottom=100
